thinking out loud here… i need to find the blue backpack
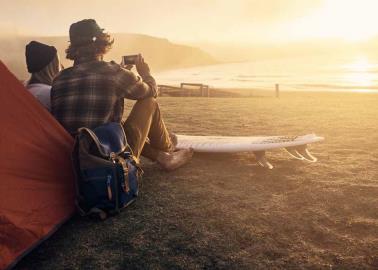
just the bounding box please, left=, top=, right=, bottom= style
left=72, top=123, right=142, bottom=220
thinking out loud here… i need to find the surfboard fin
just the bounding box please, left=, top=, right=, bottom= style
left=285, top=147, right=305, bottom=160
left=296, top=145, right=318, bottom=162
left=254, top=151, right=274, bottom=169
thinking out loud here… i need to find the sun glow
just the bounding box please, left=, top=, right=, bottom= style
left=346, top=58, right=373, bottom=72
left=343, top=57, right=377, bottom=92
left=286, top=0, right=378, bottom=42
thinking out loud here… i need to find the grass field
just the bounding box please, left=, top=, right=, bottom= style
left=16, top=92, right=378, bottom=269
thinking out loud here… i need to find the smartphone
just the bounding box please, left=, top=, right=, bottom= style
left=122, top=55, right=139, bottom=65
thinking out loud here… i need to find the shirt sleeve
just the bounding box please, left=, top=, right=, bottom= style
left=115, top=67, right=158, bottom=100
left=27, top=84, right=51, bottom=111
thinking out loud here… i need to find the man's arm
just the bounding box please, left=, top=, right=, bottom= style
left=117, top=55, right=158, bottom=100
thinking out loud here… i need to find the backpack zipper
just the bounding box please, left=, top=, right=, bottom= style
left=106, top=175, right=113, bottom=201
left=110, top=152, right=120, bottom=213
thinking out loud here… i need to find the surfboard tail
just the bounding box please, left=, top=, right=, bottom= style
left=285, top=147, right=305, bottom=160
left=296, top=145, right=318, bottom=162
left=285, top=145, right=317, bottom=162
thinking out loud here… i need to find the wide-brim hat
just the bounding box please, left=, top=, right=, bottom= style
left=69, top=19, right=104, bottom=47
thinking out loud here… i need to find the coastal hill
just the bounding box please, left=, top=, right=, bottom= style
left=0, top=33, right=218, bottom=80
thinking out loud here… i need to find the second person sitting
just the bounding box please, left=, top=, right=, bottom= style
left=25, top=41, right=62, bottom=111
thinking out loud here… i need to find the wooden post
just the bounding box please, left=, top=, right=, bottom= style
left=202, top=85, right=208, bottom=97
left=180, top=83, right=186, bottom=97
left=275, top=84, right=280, bottom=98
left=179, top=83, right=209, bottom=97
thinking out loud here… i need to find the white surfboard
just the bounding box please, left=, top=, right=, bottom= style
left=176, top=133, right=324, bottom=169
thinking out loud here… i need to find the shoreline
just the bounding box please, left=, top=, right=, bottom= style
left=159, top=86, right=378, bottom=98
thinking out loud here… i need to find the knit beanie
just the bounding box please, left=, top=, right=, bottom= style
left=25, top=41, right=57, bottom=73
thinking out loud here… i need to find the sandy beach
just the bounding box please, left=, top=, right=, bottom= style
left=15, top=91, right=378, bottom=269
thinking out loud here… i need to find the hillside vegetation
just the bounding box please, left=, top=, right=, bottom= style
left=0, top=33, right=217, bottom=80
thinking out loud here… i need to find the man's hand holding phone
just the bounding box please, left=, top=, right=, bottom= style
left=135, top=54, right=151, bottom=77
left=121, top=54, right=151, bottom=77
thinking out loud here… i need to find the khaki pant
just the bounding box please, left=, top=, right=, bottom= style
left=122, top=97, right=173, bottom=161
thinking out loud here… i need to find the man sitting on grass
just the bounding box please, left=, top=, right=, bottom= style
left=51, top=19, right=193, bottom=170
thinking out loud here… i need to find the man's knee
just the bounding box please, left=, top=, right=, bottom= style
left=135, top=97, right=158, bottom=111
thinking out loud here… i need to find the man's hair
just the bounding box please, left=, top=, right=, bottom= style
left=66, top=32, right=114, bottom=60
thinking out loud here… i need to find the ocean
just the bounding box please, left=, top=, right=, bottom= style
left=155, top=54, right=378, bottom=93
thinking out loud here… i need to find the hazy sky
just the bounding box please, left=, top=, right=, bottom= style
left=1, top=0, right=378, bottom=44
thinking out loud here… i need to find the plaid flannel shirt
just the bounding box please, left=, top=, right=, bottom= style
left=51, top=60, right=157, bottom=134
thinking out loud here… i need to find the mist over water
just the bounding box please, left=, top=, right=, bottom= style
left=156, top=55, right=378, bottom=93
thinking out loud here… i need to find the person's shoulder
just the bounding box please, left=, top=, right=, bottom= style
left=107, top=60, right=121, bottom=68
left=27, top=83, right=51, bottom=91
left=103, top=61, right=129, bottom=73
left=104, top=61, right=136, bottom=78
left=38, top=84, right=52, bottom=91
left=52, top=67, right=75, bottom=88
left=54, top=67, right=73, bottom=80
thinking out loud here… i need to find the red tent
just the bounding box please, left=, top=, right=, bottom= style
left=0, top=61, right=75, bottom=270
